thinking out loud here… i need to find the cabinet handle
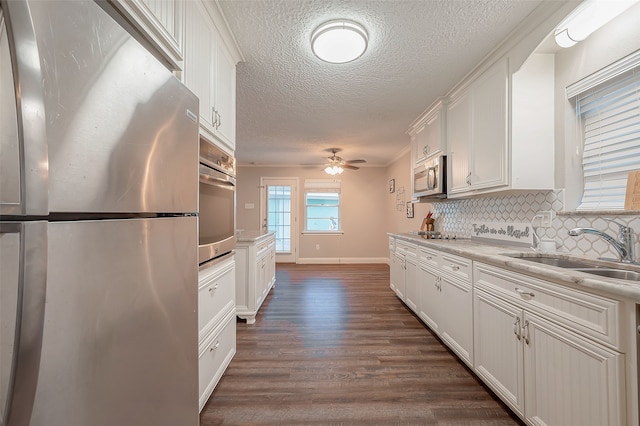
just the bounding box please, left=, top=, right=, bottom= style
left=514, top=287, right=535, bottom=299
left=450, top=264, right=460, bottom=271
left=466, top=172, right=471, bottom=186
left=423, top=145, right=429, bottom=155
left=210, top=340, right=220, bottom=351
left=212, top=107, right=216, bottom=126
left=513, top=317, right=521, bottom=340
left=522, top=320, right=530, bottom=345
left=208, top=283, right=219, bottom=293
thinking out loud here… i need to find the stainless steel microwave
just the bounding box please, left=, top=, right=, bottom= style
left=198, top=139, right=236, bottom=265
left=413, top=155, right=447, bottom=199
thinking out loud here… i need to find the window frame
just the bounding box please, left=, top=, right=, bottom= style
left=567, top=50, right=640, bottom=211
left=302, top=179, right=343, bottom=235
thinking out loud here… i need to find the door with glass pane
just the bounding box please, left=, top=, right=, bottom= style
left=260, top=178, right=298, bottom=263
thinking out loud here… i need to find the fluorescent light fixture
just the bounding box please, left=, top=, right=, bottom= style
left=555, top=0, right=639, bottom=48
left=324, top=165, right=344, bottom=175
left=311, top=20, right=368, bottom=63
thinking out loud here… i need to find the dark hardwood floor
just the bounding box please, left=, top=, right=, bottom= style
left=200, top=263, right=523, bottom=425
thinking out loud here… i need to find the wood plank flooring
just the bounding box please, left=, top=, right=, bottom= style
left=200, top=263, right=523, bottom=425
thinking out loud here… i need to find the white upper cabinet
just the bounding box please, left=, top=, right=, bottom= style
left=183, top=0, right=239, bottom=152
left=408, top=98, right=446, bottom=167
left=111, top=0, right=184, bottom=70
left=447, top=54, right=555, bottom=197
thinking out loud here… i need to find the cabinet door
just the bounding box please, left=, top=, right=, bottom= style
left=470, top=58, right=508, bottom=190
left=412, top=123, right=428, bottom=166
left=418, top=264, right=440, bottom=332
left=212, top=40, right=236, bottom=150
left=439, top=275, right=473, bottom=366
left=111, top=0, right=184, bottom=70
left=523, top=313, right=625, bottom=426
left=404, top=254, right=418, bottom=313
left=390, top=252, right=405, bottom=299
left=473, top=289, right=525, bottom=416
left=447, top=90, right=471, bottom=194
left=183, top=1, right=215, bottom=131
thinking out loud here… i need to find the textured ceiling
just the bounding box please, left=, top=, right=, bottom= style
left=217, top=0, right=546, bottom=167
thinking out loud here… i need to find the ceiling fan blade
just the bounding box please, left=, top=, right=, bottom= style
left=343, top=164, right=359, bottom=170
left=345, top=159, right=366, bottom=164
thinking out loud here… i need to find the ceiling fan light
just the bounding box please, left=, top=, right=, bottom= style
left=311, top=20, right=368, bottom=64
left=324, top=165, right=344, bottom=175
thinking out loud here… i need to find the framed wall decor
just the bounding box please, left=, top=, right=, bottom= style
left=406, top=201, right=414, bottom=218
left=389, top=179, right=395, bottom=193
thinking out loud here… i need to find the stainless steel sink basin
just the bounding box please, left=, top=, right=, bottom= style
left=512, top=256, right=594, bottom=269
left=506, top=255, right=640, bottom=282
left=573, top=268, right=640, bottom=282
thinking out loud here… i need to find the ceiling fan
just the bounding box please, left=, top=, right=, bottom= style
left=323, top=148, right=366, bottom=175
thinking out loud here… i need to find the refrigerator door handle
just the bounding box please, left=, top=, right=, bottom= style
left=1, top=1, right=48, bottom=216
left=0, top=221, right=47, bottom=426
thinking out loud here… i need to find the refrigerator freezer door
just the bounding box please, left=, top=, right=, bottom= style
left=0, top=2, right=48, bottom=216
left=27, top=1, right=199, bottom=214
left=30, top=217, right=198, bottom=426
left=0, top=222, right=47, bottom=426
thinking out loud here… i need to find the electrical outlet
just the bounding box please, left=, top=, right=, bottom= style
left=536, top=211, right=554, bottom=227
left=315, top=244, right=320, bottom=250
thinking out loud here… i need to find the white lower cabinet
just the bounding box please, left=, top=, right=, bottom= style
left=235, top=233, right=276, bottom=324
left=198, top=255, right=236, bottom=412
left=418, top=247, right=473, bottom=366
left=198, top=308, right=236, bottom=411
left=474, top=262, right=626, bottom=425
left=390, top=239, right=418, bottom=311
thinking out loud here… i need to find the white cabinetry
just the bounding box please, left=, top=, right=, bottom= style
left=408, top=98, right=446, bottom=167
left=417, top=246, right=473, bottom=366
left=390, top=239, right=417, bottom=311
left=447, top=54, right=555, bottom=197
left=183, top=0, right=237, bottom=152
left=198, top=255, right=236, bottom=412
left=473, top=262, right=625, bottom=425
left=235, top=233, right=276, bottom=324
left=112, top=0, right=184, bottom=70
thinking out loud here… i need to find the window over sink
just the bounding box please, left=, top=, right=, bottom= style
left=569, top=52, right=640, bottom=211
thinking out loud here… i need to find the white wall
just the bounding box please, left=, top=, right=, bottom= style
left=236, top=165, right=389, bottom=263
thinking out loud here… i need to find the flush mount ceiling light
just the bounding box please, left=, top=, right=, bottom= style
left=311, top=20, right=368, bottom=64
left=554, top=0, right=639, bottom=48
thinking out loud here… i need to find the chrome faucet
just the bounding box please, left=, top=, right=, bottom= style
left=568, top=219, right=635, bottom=263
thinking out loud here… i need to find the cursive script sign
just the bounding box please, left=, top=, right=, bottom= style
left=471, top=221, right=532, bottom=244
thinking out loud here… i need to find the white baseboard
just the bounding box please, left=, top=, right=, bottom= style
left=296, top=257, right=389, bottom=265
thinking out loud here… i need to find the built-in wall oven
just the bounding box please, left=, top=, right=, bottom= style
left=199, top=139, right=236, bottom=265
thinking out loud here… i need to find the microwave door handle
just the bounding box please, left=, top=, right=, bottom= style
left=2, top=1, right=49, bottom=216
left=0, top=221, right=47, bottom=425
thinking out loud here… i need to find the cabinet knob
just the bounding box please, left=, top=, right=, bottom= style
left=451, top=264, right=460, bottom=271
left=210, top=340, right=220, bottom=351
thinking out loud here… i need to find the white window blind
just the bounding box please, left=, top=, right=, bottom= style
left=574, top=66, right=640, bottom=210
left=303, top=179, right=341, bottom=193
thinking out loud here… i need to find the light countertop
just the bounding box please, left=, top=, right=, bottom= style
left=236, top=230, right=275, bottom=243
left=390, top=233, right=640, bottom=303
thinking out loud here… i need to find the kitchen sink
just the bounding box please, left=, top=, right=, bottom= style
left=511, top=256, right=594, bottom=269
left=572, top=268, right=640, bottom=282
left=506, top=255, right=640, bottom=282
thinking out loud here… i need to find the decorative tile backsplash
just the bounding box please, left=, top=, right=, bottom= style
left=431, top=189, right=640, bottom=261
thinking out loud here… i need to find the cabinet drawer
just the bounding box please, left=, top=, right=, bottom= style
left=198, top=311, right=236, bottom=411
left=440, top=252, right=472, bottom=282
left=474, top=262, right=620, bottom=349
left=198, top=257, right=235, bottom=339
left=419, top=247, right=439, bottom=268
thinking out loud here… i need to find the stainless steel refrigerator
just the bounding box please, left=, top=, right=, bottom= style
left=0, top=1, right=199, bottom=424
